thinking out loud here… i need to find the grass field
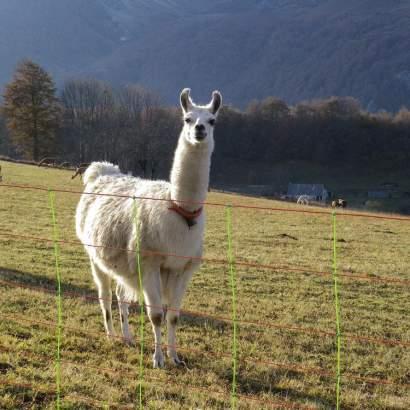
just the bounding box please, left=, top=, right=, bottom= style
left=0, top=159, right=409, bottom=409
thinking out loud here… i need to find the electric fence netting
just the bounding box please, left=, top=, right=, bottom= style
left=0, top=180, right=409, bottom=409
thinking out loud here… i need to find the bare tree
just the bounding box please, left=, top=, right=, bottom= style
left=61, top=79, right=111, bottom=163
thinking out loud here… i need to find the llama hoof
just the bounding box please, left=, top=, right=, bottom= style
left=153, top=351, right=165, bottom=369
left=168, top=353, right=187, bottom=368
left=172, top=357, right=187, bottom=368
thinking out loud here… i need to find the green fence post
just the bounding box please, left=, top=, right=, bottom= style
left=48, top=190, right=62, bottom=410
left=133, top=198, right=145, bottom=409
left=332, top=211, right=342, bottom=410
left=226, top=205, right=237, bottom=409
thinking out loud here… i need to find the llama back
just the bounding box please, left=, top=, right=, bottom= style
left=83, top=161, right=121, bottom=185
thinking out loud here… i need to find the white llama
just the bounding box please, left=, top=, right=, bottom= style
left=75, top=88, right=222, bottom=368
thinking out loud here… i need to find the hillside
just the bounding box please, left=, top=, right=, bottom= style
left=0, top=160, right=409, bottom=409
left=210, top=159, right=410, bottom=215
left=0, top=0, right=409, bottom=110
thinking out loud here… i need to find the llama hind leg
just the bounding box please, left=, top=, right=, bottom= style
left=116, top=283, right=134, bottom=345
left=165, top=267, right=195, bottom=366
left=143, top=270, right=164, bottom=368
left=90, top=260, right=115, bottom=339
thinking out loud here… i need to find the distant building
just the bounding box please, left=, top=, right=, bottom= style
left=287, top=183, right=329, bottom=202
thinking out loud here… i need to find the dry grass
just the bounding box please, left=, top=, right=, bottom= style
left=0, top=160, right=409, bottom=409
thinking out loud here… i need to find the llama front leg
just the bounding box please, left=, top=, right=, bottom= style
left=166, top=266, right=196, bottom=366
left=116, top=283, right=134, bottom=345
left=90, top=260, right=115, bottom=339
left=143, top=270, right=164, bottom=368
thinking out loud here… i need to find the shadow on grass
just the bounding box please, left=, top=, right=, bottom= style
left=0, top=384, right=55, bottom=408
left=0, top=267, right=230, bottom=332
left=0, top=267, right=94, bottom=298
left=1, top=267, right=337, bottom=408
left=217, top=366, right=334, bottom=409
left=0, top=268, right=233, bottom=334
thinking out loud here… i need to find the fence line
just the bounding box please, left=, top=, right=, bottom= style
left=331, top=212, right=342, bottom=410
left=2, top=182, right=410, bottom=221
left=1, top=180, right=410, bottom=409
left=0, top=377, right=134, bottom=409
left=0, top=276, right=409, bottom=349
left=48, top=190, right=62, bottom=410
left=0, top=345, right=313, bottom=410
left=226, top=204, right=238, bottom=409
left=1, top=230, right=409, bottom=287
left=132, top=198, right=145, bottom=409
left=3, top=336, right=403, bottom=410
left=0, top=171, right=407, bottom=221
left=1, top=304, right=409, bottom=390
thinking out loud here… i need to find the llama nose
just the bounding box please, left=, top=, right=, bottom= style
left=194, top=123, right=207, bottom=141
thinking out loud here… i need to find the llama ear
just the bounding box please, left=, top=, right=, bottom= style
left=180, top=88, right=192, bottom=113
left=209, top=90, right=222, bottom=115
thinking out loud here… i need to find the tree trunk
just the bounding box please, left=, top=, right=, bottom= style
left=33, top=119, right=39, bottom=162
left=138, top=159, right=147, bottom=177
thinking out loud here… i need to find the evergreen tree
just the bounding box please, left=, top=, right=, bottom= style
left=2, top=60, right=61, bottom=161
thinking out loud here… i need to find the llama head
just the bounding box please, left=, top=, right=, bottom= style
left=180, top=88, right=222, bottom=146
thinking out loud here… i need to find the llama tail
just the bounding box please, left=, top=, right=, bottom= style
left=83, top=161, right=121, bottom=185
left=117, top=281, right=138, bottom=304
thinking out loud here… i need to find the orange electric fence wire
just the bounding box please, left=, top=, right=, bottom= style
left=0, top=311, right=358, bottom=386
left=1, top=230, right=409, bottom=287
left=0, top=346, right=313, bottom=410
left=0, top=274, right=409, bottom=349
left=3, top=339, right=405, bottom=410
left=1, top=301, right=409, bottom=389
left=2, top=182, right=410, bottom=221
left=0, top=377, right=135, bottom=409
left=0, top=172, right=408, bottom=220
left=1, top=179, right=410, bottom=408
left=1, top=273, right=409, bottom=349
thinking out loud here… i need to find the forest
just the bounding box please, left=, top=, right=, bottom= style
left=1, top=61, right=409, bottom=183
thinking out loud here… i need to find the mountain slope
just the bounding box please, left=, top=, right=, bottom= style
left=0, top=0, right=409, bottom=110
left=0, top=0, right=120, bottom=84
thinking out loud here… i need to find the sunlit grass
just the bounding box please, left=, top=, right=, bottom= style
left=0, top=160, right=409, bottom=409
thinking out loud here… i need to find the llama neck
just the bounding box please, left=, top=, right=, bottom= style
left=170, top=134, right=213, bottom=211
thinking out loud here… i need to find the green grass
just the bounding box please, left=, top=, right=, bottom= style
left=0, top=160, right=409, bottom=409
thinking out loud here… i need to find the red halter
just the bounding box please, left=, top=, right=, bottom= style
left=168, top=201, right=203, bottom=228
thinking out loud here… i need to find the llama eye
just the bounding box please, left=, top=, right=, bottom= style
left=184, top=118, right=192, bottom=124
left=208, top=119, right=215, bottom=126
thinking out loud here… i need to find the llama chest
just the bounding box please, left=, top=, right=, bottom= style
left=123, top=210, right=204, bottom=273
left=144, top=209, right=205, bottom=262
